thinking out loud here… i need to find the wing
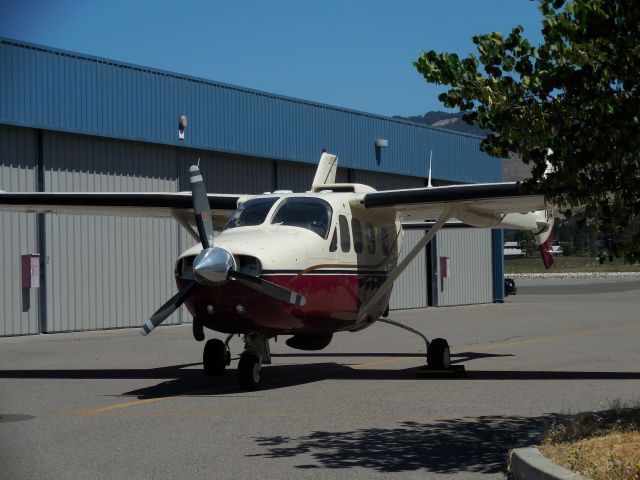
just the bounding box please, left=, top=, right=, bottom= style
left=354, top=181, right=557, bottom=277
left=0, top=192, right=242, bottom=228
left=357, top=182, right=548, bottom=228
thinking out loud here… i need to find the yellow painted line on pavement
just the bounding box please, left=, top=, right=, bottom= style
left=469, top=323, right=640, bottom=352
left=71, top=397, right=167, bottom=416
left=82, top=410, right=454, bottom=422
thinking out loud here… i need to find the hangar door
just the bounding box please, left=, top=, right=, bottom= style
left=43, top=133, right=181, bottom=332
left=435, top=228, right=493, bottom=306
left=389, top=230, right=428, bottom=310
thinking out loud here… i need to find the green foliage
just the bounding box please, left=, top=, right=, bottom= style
left=414, top=0, right=640, bottom=261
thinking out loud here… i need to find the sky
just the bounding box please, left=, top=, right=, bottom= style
left=0, top=0, right=545, bottom=117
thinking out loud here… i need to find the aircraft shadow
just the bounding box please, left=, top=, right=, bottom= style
left=1, top=355, right=639, bottom=400
left=271, top=352, right=427, bottom=358
left=249, top=412, right=568, bottom=475
left=98, top=365, right=640, bottom=399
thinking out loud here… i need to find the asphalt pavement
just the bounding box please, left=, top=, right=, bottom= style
left=1, top=277, right=639, bottom=479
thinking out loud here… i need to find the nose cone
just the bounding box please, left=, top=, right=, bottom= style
left=193, top=247, right=237, bottom=285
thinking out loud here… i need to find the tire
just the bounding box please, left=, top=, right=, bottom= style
left=238, top=352, right=261, bottom=390
left=427, top=338, right=450, bottom=369
left=203, top=339, right=226, bottom=376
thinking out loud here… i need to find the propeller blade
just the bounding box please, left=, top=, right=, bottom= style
left=229, top=271, right=306, bottom=306
left=189, top=165, right=215, bottom=249
left=140, top=280, right=199, bottom=336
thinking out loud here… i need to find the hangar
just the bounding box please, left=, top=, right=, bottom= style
left=0, top=37, right=505, bottom=336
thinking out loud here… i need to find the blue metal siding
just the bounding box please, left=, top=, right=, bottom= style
left=0, top=38, right=501, bottom=183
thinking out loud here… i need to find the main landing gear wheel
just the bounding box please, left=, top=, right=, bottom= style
left=203, top=339, right=227, bottom=376
left=427, top=338, right=450, bottom=369
left=238, top=352, right=261, bottom=390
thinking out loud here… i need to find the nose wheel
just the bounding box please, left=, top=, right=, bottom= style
left=203, top=338, right=231, bottom=376
left=238, top=352, right=262, bottom=389
left=236, top=333, right=271, bottom=390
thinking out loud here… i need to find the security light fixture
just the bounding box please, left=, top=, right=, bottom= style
left=178, top=115, right=188, bottom=140
left=375, top=139, right=388, bottom=165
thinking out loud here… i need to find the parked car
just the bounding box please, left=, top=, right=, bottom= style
left=504, top=277, right=517, bottom=296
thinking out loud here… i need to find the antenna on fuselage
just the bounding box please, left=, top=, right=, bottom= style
left=427, top=150, right=433, bottom=188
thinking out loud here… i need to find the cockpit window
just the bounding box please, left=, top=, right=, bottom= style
left=271, top=197, right=332, bottom=238
left=224, top=197, right=278, bottom=230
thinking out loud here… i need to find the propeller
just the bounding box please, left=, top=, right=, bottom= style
left=140, top=281, right=199, bottom=336
left=190, top=165, right=214, bottom=249
left=140, top=164, right=306, bottom=336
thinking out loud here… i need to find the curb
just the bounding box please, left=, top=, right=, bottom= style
left=509, top=447, right=589, bottom=480
left=510, top=272, right=640, bottom=279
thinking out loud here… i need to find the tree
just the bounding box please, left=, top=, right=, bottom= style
left=414, top=0, right=640, bottom=261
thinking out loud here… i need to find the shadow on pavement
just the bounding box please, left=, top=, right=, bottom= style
left=249, top=413, right=566, bottom=475
left=1, top=355, right=638, bottom=399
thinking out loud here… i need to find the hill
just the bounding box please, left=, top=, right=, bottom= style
left=393, top=111, right=488, bottom=137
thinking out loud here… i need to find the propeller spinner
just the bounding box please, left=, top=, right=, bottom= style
left=140, top=165, right=306, bottom=336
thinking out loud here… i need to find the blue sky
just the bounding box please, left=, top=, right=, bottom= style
left=0, top=0, right=544, bottom=117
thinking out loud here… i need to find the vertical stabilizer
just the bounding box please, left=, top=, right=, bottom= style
left=311, top=152, right=339, bottom=189
left=533, top=209, right=556, bottom=269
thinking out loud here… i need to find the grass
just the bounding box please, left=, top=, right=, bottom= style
left=537, top=400, right=640, bottom=480
left=505, top=256, right=640, bottom=274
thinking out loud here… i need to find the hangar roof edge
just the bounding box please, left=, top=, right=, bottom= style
left=0, top=37, right=500, bottom=183
left=0, top=37, right=483, bottom=141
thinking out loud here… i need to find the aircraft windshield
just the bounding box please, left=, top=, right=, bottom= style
left=224, top=197, right=278, bottom=229
left=271, top=197, right=332, bottom=238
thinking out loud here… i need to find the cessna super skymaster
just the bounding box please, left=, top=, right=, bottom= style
left=0, top=152, right=556, bottom=389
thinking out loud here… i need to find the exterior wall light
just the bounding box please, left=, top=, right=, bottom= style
left=178, top=115, right=188, bottom=140
left=375, top=138, right=388, bottom=165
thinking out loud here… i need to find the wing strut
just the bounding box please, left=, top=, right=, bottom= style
left=357, top=207, right=454, bottom=323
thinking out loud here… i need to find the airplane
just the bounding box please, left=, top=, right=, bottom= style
left=0, top=152, right=556, bottom=389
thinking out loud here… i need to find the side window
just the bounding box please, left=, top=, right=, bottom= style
left=339, top=215, right=351, bottom=253
left=352, top=219, right=363, bottom=254
left=365, top=222, right=376, bottom=254
left=329, top=228, right=337, bottom=252
left=381, top=226, right=389, bottom=256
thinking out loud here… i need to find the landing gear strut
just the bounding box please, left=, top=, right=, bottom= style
left=377, top=317, right=451, bottom=369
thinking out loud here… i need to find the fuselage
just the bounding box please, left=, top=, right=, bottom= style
left=175, top=190, right=401, bottom=335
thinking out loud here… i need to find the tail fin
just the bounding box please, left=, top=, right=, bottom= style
left=311, top=152, right=339, bottom=190
left=533, top=209, right=556, bottom=269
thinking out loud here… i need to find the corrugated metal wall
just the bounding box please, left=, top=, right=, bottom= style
left=43, top=132, right=181, bottom=332
left=1, top=127, right=500, bottom=334
left=0, top=38, right=501, bottom=183
left=351, top=170, right=425, bottom=191
left=390, top=230, right=427, bottom=310
left=276, top=161, right=315, bottom=192
left=436, top=229, right=493, bottom=306
left=0, top=125, right=39, bottom=335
